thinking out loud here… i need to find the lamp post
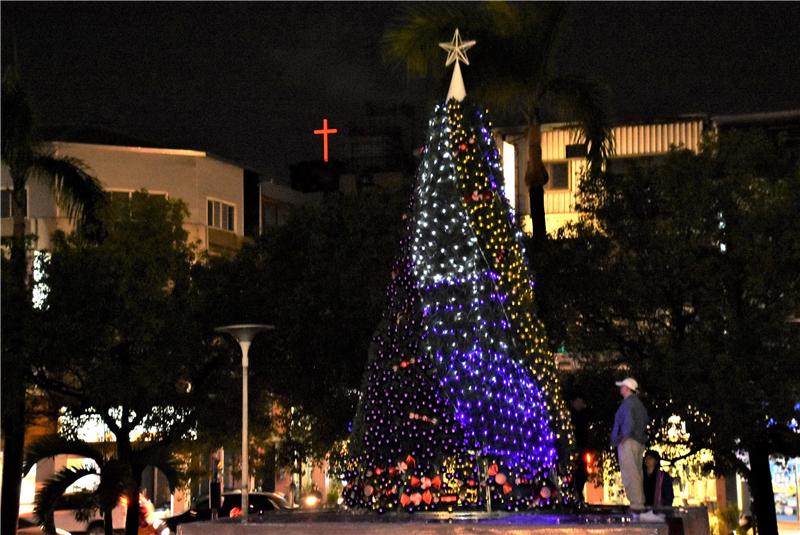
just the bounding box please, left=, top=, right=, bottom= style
left=215, top=324, right=274, bottom=524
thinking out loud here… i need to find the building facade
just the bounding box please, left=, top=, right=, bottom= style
left=1, top=136, right=314, bottom=256
left=497, top=110, right=800, bottom=236
left=498, top=117, right=706, bottom=235
left=3, top=142, right=236, bottom=255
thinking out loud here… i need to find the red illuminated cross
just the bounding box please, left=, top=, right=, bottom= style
left=313, top=118, right=338, bottom=162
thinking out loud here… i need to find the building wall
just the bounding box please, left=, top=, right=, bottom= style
left=260, top=180, right=314, bottom=230
left=1, top=142, right=248, bottom=254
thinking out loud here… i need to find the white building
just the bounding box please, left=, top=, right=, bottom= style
left=1, top=130, right=310, bottom=256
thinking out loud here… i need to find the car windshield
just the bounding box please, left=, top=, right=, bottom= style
left=248, top=496, right=275, bottom=511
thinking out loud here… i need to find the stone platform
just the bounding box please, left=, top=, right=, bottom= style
left=177, top=506, right=710, bottom=535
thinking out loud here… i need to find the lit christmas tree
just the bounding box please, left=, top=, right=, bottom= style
left=343, top=30, right=574, bottom=513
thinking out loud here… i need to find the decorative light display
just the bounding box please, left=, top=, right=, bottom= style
left=343, top=30, right=574, bottom=513
left=602, top=406, right=716, bottom=505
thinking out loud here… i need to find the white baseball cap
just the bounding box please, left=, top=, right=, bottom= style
left=615, top=377, right=639, bottom=392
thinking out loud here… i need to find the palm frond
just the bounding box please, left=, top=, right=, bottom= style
left=34, top=466, right=99, bottom=525
left=24, top=434, right=105, bottom=476
left=544, top=75, right=615, bottom=175
left=381, top=2, right=570, bottom=119
left=480, top=2, right=531, bottom=39
left=518, top=4, right=568, bottom=88
left=131, top=444, right=185, bottom=491
left=383, top=3, right=472, bottom=78
left=1, top=69, right=36, bottom=173
left=477, top=79, right=533, bottom=115
left=30, top=154, right=105, bottom=225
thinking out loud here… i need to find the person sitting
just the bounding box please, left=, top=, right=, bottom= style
left=643, top=450, right=674, bottom=508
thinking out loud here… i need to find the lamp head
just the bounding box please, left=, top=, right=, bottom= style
left=215, top=324, right=274, bottom=344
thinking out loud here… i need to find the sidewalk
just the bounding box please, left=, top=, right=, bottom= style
left=780, top=521, right=800, bottom=534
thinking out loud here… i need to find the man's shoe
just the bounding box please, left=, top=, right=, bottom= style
left=638, top=510, right=666, bottom=522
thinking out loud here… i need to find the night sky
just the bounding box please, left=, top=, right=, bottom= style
left=3, top=2, right=799, bottom=180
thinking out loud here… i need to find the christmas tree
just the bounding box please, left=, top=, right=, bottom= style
left=343, top=30, right=573, bottom=513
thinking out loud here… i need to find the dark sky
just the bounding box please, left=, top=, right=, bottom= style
left=3, top=2, right=799, bottom=180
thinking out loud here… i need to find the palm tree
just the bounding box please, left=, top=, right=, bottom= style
left=24, top=434, right=182, bottom=535
left=1, top=70, right=105, bottom=535
left=384, top=2, right=614, bottom=239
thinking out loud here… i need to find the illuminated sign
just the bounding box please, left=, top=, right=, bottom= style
left=313, top=118, right=338, bottom=162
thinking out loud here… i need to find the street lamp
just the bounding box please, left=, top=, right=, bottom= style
left=215, top=324, right=274, bottom=524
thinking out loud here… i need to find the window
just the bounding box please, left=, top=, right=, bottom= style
left=108, top=190, right=132, bottom=212
left=261, top=198, right=291, bottom=230
left=1, top=189, right=28, bottom=217
left=106, top=190, right=167, bottom=216
left=545, top=162, right=569, bottom=190
left=605, top=158, right=630, bottom=178
left=605, top=156, right=666, bottom=178
left=207, top=199, right=235, bottom=232
left=565, top=143, right=588, bottom=159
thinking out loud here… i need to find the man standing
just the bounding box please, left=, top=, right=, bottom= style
left=611, top=377, right=649, bottom=511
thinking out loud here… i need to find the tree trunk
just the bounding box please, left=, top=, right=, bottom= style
left=0, top=381, right=25, bottom=535
left=524, top=122, right=549, bottom=240
left=42, top=510, right=56, bottom=534
left=0, top=184, right=30, bottom=535
left=748, top=446, right=778, bottom=535
left=117, top=433, right=140, bottom=535
left=103, top=506, right=114, bottom=535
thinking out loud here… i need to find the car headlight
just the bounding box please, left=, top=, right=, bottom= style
left=303, top=495, right=320, bottom=508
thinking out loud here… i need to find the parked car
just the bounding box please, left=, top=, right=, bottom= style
left=18, top=494, right=126, bottom=535
left=16, top=522, right=72, bottom=535
left=163, top=491, right=290, bottom=533
left=300, top=487, right=324, bottom=509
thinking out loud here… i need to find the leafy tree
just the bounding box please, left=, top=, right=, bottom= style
left=530, top=130, right=800, bottom=534
left=29, top=192, right=205, bottom=535
left=1, top=70, right=104, bottom=535
left=194, top=186, right=408, bottom=463
left=384, top=2, right=613, bottom=239
left=262, top=188, right=408, bottom=453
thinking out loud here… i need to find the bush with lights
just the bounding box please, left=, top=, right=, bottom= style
left=342, top=97, right=574, bottom=513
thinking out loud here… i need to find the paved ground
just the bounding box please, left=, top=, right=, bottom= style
left=176, top=508, right=713, bottom=535
left=779, top=521, right=800, bottom=534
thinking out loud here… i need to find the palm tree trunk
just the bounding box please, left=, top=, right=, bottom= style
left=0, top=184, right=30, bottom=535
left=524, top=122, right=549, bottom=240
left=748, top=446, right=779, bottom=535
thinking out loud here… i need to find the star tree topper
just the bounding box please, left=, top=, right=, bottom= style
left=439, top=28, right=476, bottom=102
